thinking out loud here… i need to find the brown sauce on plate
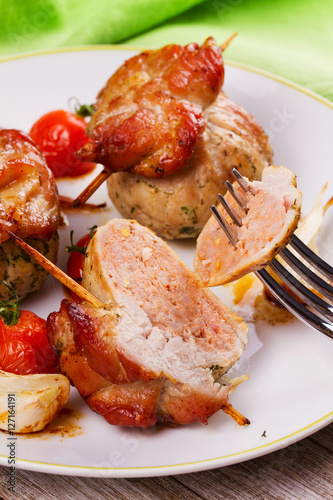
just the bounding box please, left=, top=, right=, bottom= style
left=21, top=405, right=84, bottom=440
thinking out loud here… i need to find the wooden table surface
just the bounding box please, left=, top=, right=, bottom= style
left=1, top=422, right=332, bottom=500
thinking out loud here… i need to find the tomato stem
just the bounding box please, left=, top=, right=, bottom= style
left=66, top=226, right=97, bottom=255
left=66, top=230, right=86, bottom=255
left=75, top=103, right=95, bottom=118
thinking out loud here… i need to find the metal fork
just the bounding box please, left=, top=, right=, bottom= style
left=210, top=168, right=333, bottom=339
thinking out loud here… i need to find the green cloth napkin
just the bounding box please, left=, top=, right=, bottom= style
left=124, top=0, right=333, bottom=102
left=0, top=0, right=205, bottom=56
left=0, top=0, right=332, bottom=102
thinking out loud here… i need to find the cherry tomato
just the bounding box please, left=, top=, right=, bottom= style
left=66, top=232, right=94, bottom=302
left=29, top=110, right=96, bottom=178
left=0, top=310, right=59, bottom=375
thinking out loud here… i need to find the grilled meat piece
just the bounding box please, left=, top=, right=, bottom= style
left=0, top=129, right=60, bottom=299
left=76, top=37, right=223, bottom=178
left=47, top=219, right=248, bottom=428
left=107, top=92, right=273, bottom=239
left=0, top=129, right=60, bottom=244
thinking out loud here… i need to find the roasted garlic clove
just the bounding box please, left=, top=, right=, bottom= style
left=0, top=370, right=70, bottom=433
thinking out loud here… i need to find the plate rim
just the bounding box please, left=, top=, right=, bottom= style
left=1, top=411, right=331, bottom=477
left=0, top=43, right=332, bottom=110
left=0, top=46, right=332, bottom=477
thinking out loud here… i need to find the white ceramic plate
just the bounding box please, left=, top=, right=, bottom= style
left=0, top=47, right=333, bottom=478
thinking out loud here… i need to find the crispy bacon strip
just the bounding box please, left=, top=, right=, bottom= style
left=0, top=129, right=60, bottom=244
left=76, top=80, right=206, bottom=178
left=72, top=36, right=231, bottom=207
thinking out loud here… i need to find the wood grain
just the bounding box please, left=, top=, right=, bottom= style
left=1, top=423, right=332, bottom=500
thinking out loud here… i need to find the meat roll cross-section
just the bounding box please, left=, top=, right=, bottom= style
left=0, top=129, right=60, bottom=299
left=47, top=219, right=248, bottom=428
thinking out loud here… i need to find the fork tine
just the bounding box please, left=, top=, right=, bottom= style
left=279, top=247, right=333, bottom=301
left=210, top=205, right=238, bottom=247
left=256, top=268, right=333, bottom=339
left=290, top=234, right=333, bottom=281
left=217, top=193, right=242, bottom=227
left=231, top=168, right=253, bottom=194
left=268, top=258, right=333, bottom=321
left=225, top=180, right=248, bottom=212
left=232, top=168, right=256, bottom=197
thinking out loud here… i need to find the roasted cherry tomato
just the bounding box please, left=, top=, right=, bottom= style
left=66, top=230, right=95, bottom=301
left=29, top=110, right=96, bottom=178
left=0, top=310, right=59, bottom=375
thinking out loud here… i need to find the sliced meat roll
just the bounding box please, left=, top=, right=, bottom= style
left=194, top=166, right=302, bottom=286
left=47, top=219, right=248, bottom=428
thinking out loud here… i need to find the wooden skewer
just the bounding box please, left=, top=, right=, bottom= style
left=220, top=31, right=238, bottom=52
left=72, top=33, right=238, bottom=209
left=221, top=403, right=250, bottom=426
left=5, top=230, right=104, bottom=309
left=72, top=168, right=111, bottom=208
left=58, top=195, right=106, bottom=211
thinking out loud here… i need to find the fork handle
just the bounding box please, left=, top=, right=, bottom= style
left=256, top=268, right=333, bottom=339
left=290, top=235, right=333, bottom=281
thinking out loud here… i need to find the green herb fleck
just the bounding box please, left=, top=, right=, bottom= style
left=13, top=253, right=31, bottom=263
left=55, top=339, right=64, bottom=353
left=179, top=226, right=197, bottom=236
left=0, top=281, right=21, bottom=326
left=180, top=206, right=198, bottom=223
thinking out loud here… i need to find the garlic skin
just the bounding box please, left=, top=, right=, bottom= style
left=0, top=370, right=70, bottom=433
left=295, top=184, right=332, bottom=251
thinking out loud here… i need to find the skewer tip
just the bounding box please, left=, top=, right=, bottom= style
left=5, top=229, right=19, bottom=240
left=221, top=403, right=250, bottom=426
left=220, top=32, right=238, bottom=52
